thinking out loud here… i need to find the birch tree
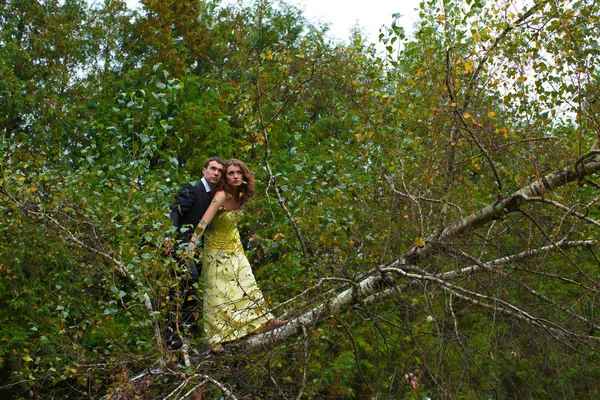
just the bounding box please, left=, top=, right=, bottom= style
left=2, top=0, right=600, bottom=398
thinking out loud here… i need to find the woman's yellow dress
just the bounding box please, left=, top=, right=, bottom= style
left=202, top=210, right=273, bottom=344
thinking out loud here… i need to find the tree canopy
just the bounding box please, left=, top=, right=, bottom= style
left=1, top=0, right=600, bottom=398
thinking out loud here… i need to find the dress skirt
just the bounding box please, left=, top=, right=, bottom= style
left=203, top=211, right=273, bottom=344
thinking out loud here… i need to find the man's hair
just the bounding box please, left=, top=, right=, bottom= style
left=204, top=157, right=225, bottom=168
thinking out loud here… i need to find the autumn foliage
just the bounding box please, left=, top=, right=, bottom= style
left=1, top=0, right=600, bottom=398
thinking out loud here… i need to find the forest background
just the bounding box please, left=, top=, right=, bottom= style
left=2, top=0, right=600, bottom=398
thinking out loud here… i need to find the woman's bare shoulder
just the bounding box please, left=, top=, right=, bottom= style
left=212, top=190, right=227, bottom=201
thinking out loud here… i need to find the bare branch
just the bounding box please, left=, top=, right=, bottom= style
left=35, top=210, right=129, bottom=277
left=448, top=248, right=600, bottom=333
left=465, top=1, right=542, bottom=108
left=413, top=157, right=600, bottom=260
left=294, top=325, right=309, bottom=400
left=188, top=374, right=238, bottom=400
left=440, top=240, right=598, bottom=279
left=385, top=173, right=462, bottom=212
left=255, top=65, right=315, bottom=258
left=457, top=112, right=503, bottom=195
left=522, top=196, right=600, bottom=228
left=382, top=265, right=599, bottom=343
left=144, top=293, right=167, bottom=359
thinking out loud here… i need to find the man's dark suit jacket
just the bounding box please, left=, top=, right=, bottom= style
left=170, top=179, right=212, bottom=243
left=166, top=179, right=211, bottom=333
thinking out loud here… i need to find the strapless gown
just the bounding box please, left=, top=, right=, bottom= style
left=202, top=210, right=273, bottom=344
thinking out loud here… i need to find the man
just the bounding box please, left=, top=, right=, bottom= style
left=165, top=156, right=224, bottom=347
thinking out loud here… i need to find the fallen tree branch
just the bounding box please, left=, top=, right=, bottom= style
left=78, top=155, right=600, bottom=393
left=439, top=239, right=598, bottom=279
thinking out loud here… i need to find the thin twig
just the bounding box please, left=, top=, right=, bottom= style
left=144, top=293, right=167, bottom=358
left=294, top=325, right=309, bottom=400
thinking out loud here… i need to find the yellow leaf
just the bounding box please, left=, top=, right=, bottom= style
left=517, top=76, right=527, bottom=83
left=464, top=61, right=473, bottom=72
left=22, top=355, right=33, bottom=363
left=463, top=112, right=471, bottom=119
left=488, top=111, right=496, bottom=118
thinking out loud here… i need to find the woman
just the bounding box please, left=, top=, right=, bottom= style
left=188, top=159, right=284, bottom=347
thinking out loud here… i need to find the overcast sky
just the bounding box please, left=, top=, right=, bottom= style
left=290, top=0, right=421, bottom=44
left=126, top=0, right=422, bottom=46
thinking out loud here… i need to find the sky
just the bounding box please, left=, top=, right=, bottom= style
left=289, top=0, right=422, bottom=45
left=126, top=0, right=422, bottom=47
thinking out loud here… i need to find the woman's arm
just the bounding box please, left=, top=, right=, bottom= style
left=187, top=190, right=227, bottom=251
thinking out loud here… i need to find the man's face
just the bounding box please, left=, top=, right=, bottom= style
left=203, top=161, right=224, bottom=187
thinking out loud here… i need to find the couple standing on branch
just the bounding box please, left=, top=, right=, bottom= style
left=166, top=157, right=285, bottom=350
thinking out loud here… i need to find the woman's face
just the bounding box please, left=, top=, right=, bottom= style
left=226, top=165, right=243, bottom=187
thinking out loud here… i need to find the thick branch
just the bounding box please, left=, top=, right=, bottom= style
left=203, top=156, right=600, bottom=353
left=407, top=157, right=600, bottom=262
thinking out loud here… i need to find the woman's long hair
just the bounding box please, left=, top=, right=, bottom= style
left=217, top=159, right=255, bottom=205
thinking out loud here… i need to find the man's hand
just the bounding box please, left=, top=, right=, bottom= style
left=184, top=237, right=198, bottom=258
